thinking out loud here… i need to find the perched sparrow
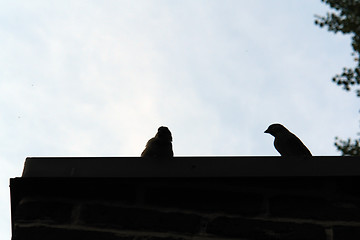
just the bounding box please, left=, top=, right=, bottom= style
left=141, top=126, right=174, bottom=158
left=265, top=123, right=312, bottom=157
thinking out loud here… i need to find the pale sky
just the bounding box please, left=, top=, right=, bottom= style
left=1, top=1, right=359, bottom=238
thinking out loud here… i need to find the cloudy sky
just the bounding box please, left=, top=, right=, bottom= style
left=1, top=0, right=359, bottom=238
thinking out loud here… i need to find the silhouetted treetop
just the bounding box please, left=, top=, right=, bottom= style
left=315, top=0, right=360, bottom=156
left=315, top=0, right=360, bottom=96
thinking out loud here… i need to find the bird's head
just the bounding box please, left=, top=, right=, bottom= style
left=264, top=123, right=289, bottom=137
left=156, top=126, right=172, bottom=142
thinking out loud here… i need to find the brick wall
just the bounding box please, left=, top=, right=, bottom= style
left=10, top=157, right=360, bottom=240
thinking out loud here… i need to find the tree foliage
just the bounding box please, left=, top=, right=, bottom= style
left=315, top=0, right=360, bottom=155
left=315, top=0, right=360, bottom=95
left=334, top=137, right=360, bottom=155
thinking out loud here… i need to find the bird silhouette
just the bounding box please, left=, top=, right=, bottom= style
left=264, top=123, right=312, bottom=157
left=141, top=126, right=174, bottom=158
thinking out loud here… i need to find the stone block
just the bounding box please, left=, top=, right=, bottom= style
left=12, top=225, right=130, bottom=240
left=14, top=199, right=73, bottom=224
left=80, top=204, right=203, bottom=234
left=144, top=187, right=265, bottom=216
left=207, top=216, right=326, bottom=240
left=269, top=195, right=360, bottom=221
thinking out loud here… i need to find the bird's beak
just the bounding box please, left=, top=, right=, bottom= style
left=264, top=129, right=269, bottom=134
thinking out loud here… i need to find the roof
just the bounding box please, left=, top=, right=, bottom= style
left=21, top=156, right=360, bottom=177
